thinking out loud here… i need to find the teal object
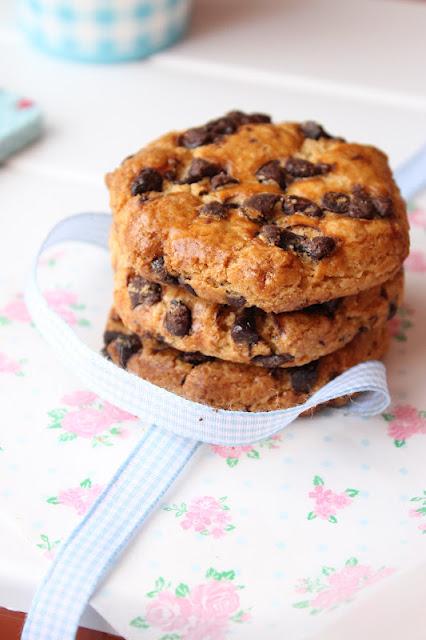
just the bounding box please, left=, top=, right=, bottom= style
left=19, top=0, right=192, bottom=63
left=0, top=90, right=43, bottom=163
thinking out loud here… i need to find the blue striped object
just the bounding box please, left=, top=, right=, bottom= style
left=18, top=0, right=192, bottom=63
left=0, top=90, right=42, bottom=163
left=22, top=212, right=391, bottom=639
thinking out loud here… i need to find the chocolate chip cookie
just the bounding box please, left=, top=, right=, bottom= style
left=107, top=111, right=409, bottom=313
left=111, top=245, right=402, bottom=367
left=104, top=309, right=390, bottom=412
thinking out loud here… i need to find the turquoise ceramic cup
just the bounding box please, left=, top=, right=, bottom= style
left=18, top=0, right=192, bottom=63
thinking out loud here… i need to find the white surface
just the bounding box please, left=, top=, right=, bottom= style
left=1, top=0, right=426, bottom=636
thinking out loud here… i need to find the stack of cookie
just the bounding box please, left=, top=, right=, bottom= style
left=104, top=111, right=409, bottom=412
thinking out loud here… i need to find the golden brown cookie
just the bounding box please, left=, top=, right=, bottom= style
left=103, top=309, right=390, bottom=412
left=107, top=111, right=409, bottom=313
left=111, top=247, right=402, bottom=367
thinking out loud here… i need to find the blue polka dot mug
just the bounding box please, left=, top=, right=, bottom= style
left=18, top=0, right=192, bottom=63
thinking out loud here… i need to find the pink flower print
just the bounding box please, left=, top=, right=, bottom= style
left=384, top=405, right=426, bottom=447
left=58, top=484, right=103, bottom=516
left=293, top=559, right=395, bottom=614
left=404, top=250, right=426, bottom=273
left=62, top=390, right=98, bottom=407
left=189, top=581, right=240, bottom=622
left=211, top=445, right=253, bottom=459
left=102, top=401, right=137, bottom=422
left=408, top=491, right=426, bottom=532
left=44, top=289, right=78, bottom=325
left=145, top=590, right=192, bottom=632
left=0, top=296, right=31, bottom=323
left=0, top=352, right=21, bottom=375
left=308, top=476, right=357, bottom=523
left=409, top=208, right=426, bottom=229
left=165, top=496, right=235, bottom=537
left=62, top=408, right=112, bottom=438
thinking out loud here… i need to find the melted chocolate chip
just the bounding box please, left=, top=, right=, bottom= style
left=380, top=286, right=388, bottom=300
left=128, top=276, right=162, bottom=308
left=303, top=236, right=336, bottom=260
left=198, top=201, right=228, bottom=219
left=303, top=298, right=342, bottom=319
left=285, top=157, right=331, bottom=178
left=211, top=172, right=239, bottom=190
left=372, top=196, right=393, bottom=218
left=114, top=334, right=142, bottom=368
left=231, top=309, right=259, bottom=345
left=226, top=295, right=247, bottom=308
left=185, top=158, right=223, bottom=183
left=164, top=300, right=192, bottom=336
left=131, top=168, right=163, bottom=196
left=282, top=195, right=322, bottom=217
left=256, top=160, right=288, bottom=190
left=300, top=121, right=333, bottom=140
left=179, top=111, right=271, bottom=148
left=290, top=361, right=318, bottom=393
left=348, top=186, right=375, bottom=219
left=103, top=330, right=123, bottom=346
left=322, top=191, right=350, bottom=213
left=259, top=224, right=282, bottom=246
left=151, top=256, right=179, bottom=285
left=251, top=354, right=295, bottom=367
left=388, top=301, right=398, bottom=320
left=178, top=276, right=197, bottom=296
left=243, top=193, right=280, bottom=220
left=179, top=351, right=213, bottom=365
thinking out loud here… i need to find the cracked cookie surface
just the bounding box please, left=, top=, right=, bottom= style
left=107, top=111, right=409, bottom=313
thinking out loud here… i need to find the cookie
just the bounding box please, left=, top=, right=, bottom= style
left=106, top=111, right=409, bottom=313
left=104, top=309, right=390, bottom=412
left=111, top=245, right=402, bottom=367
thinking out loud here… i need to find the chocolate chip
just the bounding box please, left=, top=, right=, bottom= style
left=290, top=361, right=318, bottom=393
left=211, top=172, right=239, bottom=190
left=114, top=334, right=142, bottom=368
left=231, top=309, right=259, bottom=345
left=251, top=354, right=295, bottom=367
left=100, top=346, right=111, bottom=360
left=164, top=300, right=192, bottom=336
left=185, top=158, right=223, bottom=183
left=180, top=351, right=213, bottom=365
left=151, top=256, right=178, bottom=285
left=282, top=195, right=322, bottom=217
left=279, top=229, right=304, bottom=252
left=243, top=193, right=280, bottom=220
left=198, top=201, right=228, bottom=219
left=128, top=276, right=162, bottom=308
left=259, top=224, right=282, bottom=246
left=285, top=157, right=331, bottom=178
left=300, top=121, right=333, bottom=140
left=304, top=298, right=342, bottom=319
left=178, top=276, right=197, bottom=296
left=388, top=301, right=398, bottom=320
left=103, top=330, right=123, bottom=346
left=179, top=111, right=271, bottom=148
left=226, top=295, right=246, bottom=308
left=256, top=160, right=288, bottom=190
left=372, top=196, right=393, bottom=218
left=131, top=168, right=163, bottom=195
left=322, top=192, right=350, bottom=213
left=303, top=236, right=336, bottom=260
left=348, top=186, right=375, bottom=219
left=380, top=286, right=388, bottom=300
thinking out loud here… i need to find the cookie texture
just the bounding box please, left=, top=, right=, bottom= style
left=107, top=111, right=409, bottom=313
left=104, top=309, right=390, bottom=412
left=111, top=245, right=402, bottom=367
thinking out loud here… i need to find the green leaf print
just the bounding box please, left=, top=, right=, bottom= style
left=0, top=316, right=10, bottom=326
left=328, top=515, right=338, bottom=524
left=80, top=478, right=92, bottom=489
left=155, top=577, right=166, bottom=590
left=46, top=496, right=60, bottom=505
left=225, top=524, right=235, bottom=532
left=313, top=475, right=324, bottom=486
left=220, top=570, right=236, bottom=581
left=345, top=488, right=359, bottom=498
left=175, top=583, right=190, bottom=598
left=246, top=449, right=260, bottom=459
left=129, top=616, right=149, bottom=629
left=307, top=511, right=316, bottom=520
left=146, top=591, right=158, bottom=598
left=293, top=600, right=310, bottom=609
left=58, top=432, right=77, bottom=442
left=48, top=408, right=67, bottom=420
left=394, top=439, right=406, bottom=448
left=78, top=318, right=91, bottom=327
left=321, top=566, right=335, bottom=576
left=159, top=635, right=181, bottom=640
left=226, top=457, right=239, bottom=468
left=345, top=557, right=358, bottom=567
left=382, top=413, right=395, bottom=422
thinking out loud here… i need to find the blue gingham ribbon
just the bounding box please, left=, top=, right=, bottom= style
left=22, top=213, right=391, bottom=640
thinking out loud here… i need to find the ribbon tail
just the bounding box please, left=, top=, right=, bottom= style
left=22, top=427, right=198, bottom=640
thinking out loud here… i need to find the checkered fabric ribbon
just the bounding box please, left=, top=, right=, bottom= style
left=22, top=213, right=391, bottom=640
left=19, top=0, right=191, bottom=63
